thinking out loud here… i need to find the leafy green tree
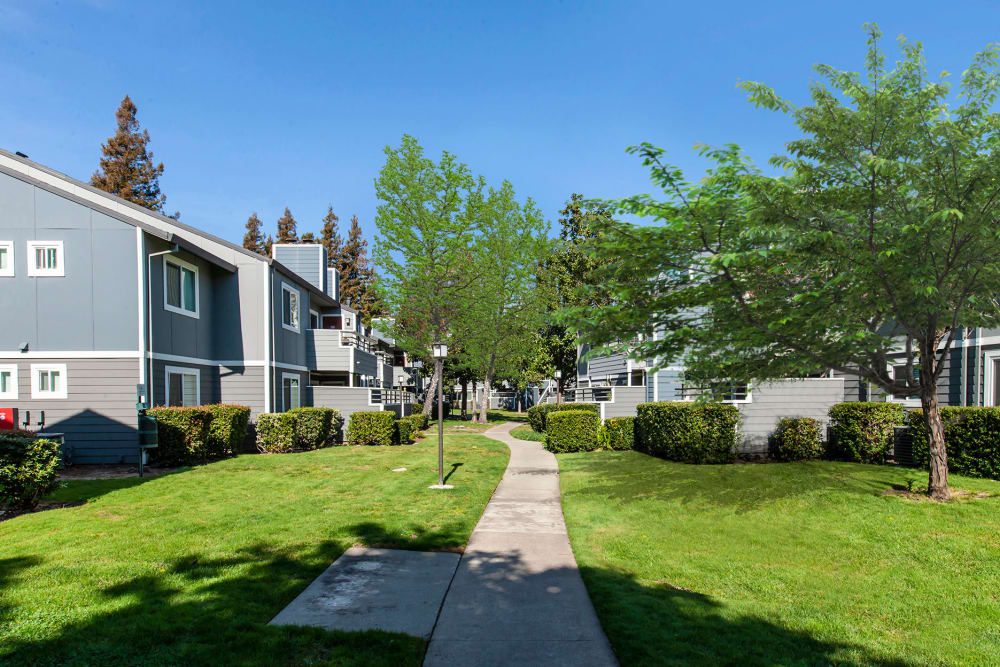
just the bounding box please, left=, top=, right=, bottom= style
left=242, top=212, right=267, bottom=255
left=276, top=207, right=298, bottom=244
left=563, top=25, right=1000, bottom=500
left=92, top=95, right=166, bottom=211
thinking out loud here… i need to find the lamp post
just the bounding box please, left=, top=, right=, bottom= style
left=429, top=341, right=452, bottom=489
left=554, top=369, right=563, bottom=404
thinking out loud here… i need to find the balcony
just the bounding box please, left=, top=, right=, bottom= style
left=305, top=329, right=379, bottom=376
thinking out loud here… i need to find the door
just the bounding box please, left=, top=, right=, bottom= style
left=321, top=316, right=342, bottom=330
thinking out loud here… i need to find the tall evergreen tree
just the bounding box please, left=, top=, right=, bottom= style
left=300, top=232, right=316, bottom=243
left=320, top=206, right=343, bottom=268
left=91, top=95, right=166, bottom=212
left=276, top=207, right=298, bottom=244
left=341, top=216, right=381, bottom=322
left=242, top=212, right=266, bottom=255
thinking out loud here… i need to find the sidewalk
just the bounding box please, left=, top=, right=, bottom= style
left=424, top=422, right=617, bottom=666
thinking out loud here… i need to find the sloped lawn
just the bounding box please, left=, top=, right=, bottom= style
left=559, top=451, right=1000, bottom=666
left=0, top=434, right=508, bottom=666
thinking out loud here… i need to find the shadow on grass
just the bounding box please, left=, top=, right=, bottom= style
left=45, top=476, right=164, bottom=503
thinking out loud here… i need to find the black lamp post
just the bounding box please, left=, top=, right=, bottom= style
left=429, top=341, right=452, bottom=489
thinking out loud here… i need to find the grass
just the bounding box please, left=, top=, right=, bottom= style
left=0, top=434, right=509, bottom=666
left=558, top=451, right=1000, bottom=666
left=510, top=424, right=544, bottom=442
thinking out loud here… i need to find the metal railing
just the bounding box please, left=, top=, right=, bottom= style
left=565, top=386, right=613, bottom=403
left=340, top=330, right=377, bottom=354
left=370, top=388, right=415, bottom=405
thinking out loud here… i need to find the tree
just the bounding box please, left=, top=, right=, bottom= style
left=91, top=95, right=166, bottom=212
left=242, top=212, right=267, bottom=255
left=276, top=208, right=298, bottom=244
left=339, top=216, right=382, bottom=324
left=300, top=232, right=316, bottom=243
left=320, top=206, right=343, bottom=270
left=563, top=25, right=1000, bottom=500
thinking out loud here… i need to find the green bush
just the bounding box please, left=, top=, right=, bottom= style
left=544, top=410, right=600, bottom=453
left=255, top=412, right=297, bottom=453
left=148, top=406, right=212, bottom=465
left=204, top=404, right=251, bottom=457
left=0, top=431, right=62, bottom=509
left=771, top=417, right=824, bottom=461
left=529, top=402, right=601, bottom=432
left=410, top=413, right=429, bottom=431
left=598, top=416, right=635, bottom=451
left=908, top=407, right=1000, bottom=479
left=527, top=404, right=547, bottom=432
left=394, top=418, right=414, bottom=445
left=288, top=407, right=343, bottom=449
left=346, top=411, right=396, bottom=446
left=635, top=402, right=740, bottom=464
left=827, top=402, right=903, bottom=464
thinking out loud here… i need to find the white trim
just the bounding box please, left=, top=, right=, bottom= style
left=146, top=350, right=308, bottom=372
left=652, top=370, right=659, bottom=401
left=26, top=240, right=64, bottom=277
left=274, top=360, right=309, bottom=372
left=164, top=365, right=201, bottom=407
left=884, top=362, right=923, bottom=407
left=0, top=240, right=13, bottom=277
left=281, top=282, right=301, bottom=333
left=281, top=372, right=302, bottom=411
left=30, top=363, right=68, bottom=399
left=163, top=254, right=200, bottom=318
left=264, top=265, right=272, bottom=413
left=0, top=364, right=18, bottom=399
left=309, top=308, right=319, bottom=330
left=0, top=350, right=140, bottom=359
left=982, top=350, right=1000, bottom=407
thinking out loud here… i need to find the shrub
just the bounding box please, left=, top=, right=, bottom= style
left=827, top=402, right=903, bottom=464
left=346, top=411, right=396, bottom=446
left=0, top=431, right=62, bottom=509
left=204, top=404, right=251, bottom=458
left=410, top=413, right=429, bottom=431
left=908, top=407, right=1000, bottom=479
left=288, top=407, right=343, bottom=450
left=147, top=406, right=212, bottom=465
left=635, top=402, right=740, bottom=464
left=529, top=402, right=601, bottom=433
left=255, top=412, right=297, bottom=453
left=527, top=404, right=547, bottom=432
left=771, top=417, right=824, bottom=461
left=544, top=410, right=600, bottom=453
left=395, top=418, right=414, bottom=445
left=598, top=416, right=635, bottom=451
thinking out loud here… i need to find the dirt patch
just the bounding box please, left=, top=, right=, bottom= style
left=883, top=487, right=993, bottom=502
left=0, top=500, right=85, bottom=523
left=58, top=464, right=179, bottom=481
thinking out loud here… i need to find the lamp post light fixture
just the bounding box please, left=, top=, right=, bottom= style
left=554, top=369, right=563, bottom=404
left=429, top=341, right=452, bottom=489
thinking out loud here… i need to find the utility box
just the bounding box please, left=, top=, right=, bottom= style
left=138, top=414, right=158, bottom=447
left=0, top=407, right=17, bottom=431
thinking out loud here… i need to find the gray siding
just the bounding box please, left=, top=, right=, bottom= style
left=655, top=369, right=684, bottom=402
left=311, top=386, right=378, bottom=429
left=587, top=351, right=628, bottom=380
left=148, top=246, right=219, bottom=360
left=271, top=268, right=309, bottom=369
left=604, top=387, right=647, bottom=418
left=150, top=360, right=264, bottom=415
left=273, top=244, right=326, bottom=293
left=274, top=369, right=309, bottom=412
left=305, top=330, right=351, bottom=371
left=738, top=378, right=845, bottom=455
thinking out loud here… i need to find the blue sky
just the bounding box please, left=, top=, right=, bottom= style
left=1, top=1, right=996, bottom=246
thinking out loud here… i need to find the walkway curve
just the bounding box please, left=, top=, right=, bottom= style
left=424, top=422, right=618, bottom=666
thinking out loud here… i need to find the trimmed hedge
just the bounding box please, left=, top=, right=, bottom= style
left=395, top=419, right=414, bottom=445
left=771, top=417, right=823, bottom=461
left=528, top=402, right=601, bottom=433
left=545, top=410, right=600, bottom=453
left=0, top=431, right=62, bottom=509
left=635, top=402, right=740, bottom=464
left=598, top=416, right=635, bottom=451
left=255, top=412, right=297, bottom=453
left=289, top=407, right=344, bottom=450
left=827, top=402, right=903, bottom=464
left=908, top=407, right=1000, bottom=480
left=346, top=411, right=396, bottom=446
left=411, top=413, right=429, bottom=431
left=148, top=406, right=212, bottom=465
left=205, top=404, right=251, bottom=457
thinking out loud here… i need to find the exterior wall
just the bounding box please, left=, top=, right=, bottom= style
left=311, top=385, right=379, bottom=429
left=273, top=369, right=309, bottom=412
left=148, top=245, right=221, bottom=361
left=149, top=359, right=265, bottom=416
left=271, top=267, right=309, bottom=370
left=381, top=362, right=393, bottom=387
left=273, top=244, right=326, bottom=293
left=604, top=387, right=646, bottom=419
left=587, top=351, right=628, bottom=381
left=738, top=378, right=845, bottom=455
left=305, top=330, right=351, bottom=371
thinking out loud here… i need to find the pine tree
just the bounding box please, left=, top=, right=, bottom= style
left=276, top=207, right=298, bottom=244
left=320, top=206, right=343, bottom=268
left=92, top=95, right=167, bottom=211
left=341, top=215, right=382, bottom=322
left=300, top=232, right=316, bottom=243
left=242, top=212, right=266, bottom=255
left=264, top=235, right=273, bottom=257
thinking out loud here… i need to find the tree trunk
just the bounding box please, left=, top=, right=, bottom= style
left=478, top=352, right=497, bottom=424
left=470, top=381, right=478, bottom=418
left=461, top=381, right=468, bottom=420
left=922, top=389, right=950, bottom=500
left=422, top=365, right=440, bottom=416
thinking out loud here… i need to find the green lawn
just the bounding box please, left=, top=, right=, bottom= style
left=559, top=451, right=1000, bottom=666
left=510, top=424, right=544, bottom=442
left=0, top=434, right=509, bottom=666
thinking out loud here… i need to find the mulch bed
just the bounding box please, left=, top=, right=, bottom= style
left=58, top=464, right=178, bottom=481
left=0, top=500, right=85, bottom=523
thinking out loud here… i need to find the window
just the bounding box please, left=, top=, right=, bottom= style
left=164, top=257, right=199, bottom=317
left=0, top=364, right=17, bottom=399
left=282, top=373, right=301, bottom=410
left=26, top=241, right=64, bottom=277
left=309, top=309, right=319, bottom=330
left=31, top=364, right=68, bottom=399
left=344, top=315, right=352, bottom=330
left=165, top=366, right=200, bottom=407
left=0, top=241, right=12, bottom=277
left=281, top=283, right=300, bottom=332
left=890, top=364, right=922, bottom=406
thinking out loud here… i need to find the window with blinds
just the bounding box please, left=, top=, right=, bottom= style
left=26, top=241, right=64, bottom=277
left=166, top=367, right=199, bottom=407
left=164, top=258, right=198, bottom=316
left=0, top=242, right=12, bottom=277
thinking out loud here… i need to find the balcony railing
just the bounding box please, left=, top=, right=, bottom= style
left=339, top=330, right=377, bottom=353
left=370, top=388, right=415, bottom=405
left=565, top=387, right=613, bottom=403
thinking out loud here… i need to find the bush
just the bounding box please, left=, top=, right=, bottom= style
left=289, top=407, right=343, bottom=450
left=147, top=406, right=212, bottom=465
left=827, top=402, right=903, bottom=464
left=395, top=418, right=414, bottom=445
left=529, top=402, right=601, bottom=433
left=411, top=413, right=429, bottom=431
left=598, top=416, right=635, bottom=451
left=771, top=417, right=824, bottom=461
left=635, top=402, right=740, bottom=464
left=908, top=407, right=1000, bottom=479
left=0, top=431, right=62, bottom=509
left=545, top=410, right=600, bottom=453
left=204, top=404, right=251, bottom=458
left=346, top=411, right=396, bottom=446
left=255, top=412, right=297, bottom=453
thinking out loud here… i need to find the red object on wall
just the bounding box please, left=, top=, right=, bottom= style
left=0, top=407, right=17, bottom=430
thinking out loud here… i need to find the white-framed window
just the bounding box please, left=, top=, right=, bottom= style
left=26, top=241, right=64, bottom=277
left=887, top=363, right=922, bottom=407
left=309, top=309, right=319, bottom=330
left=0, top=364, right=17, bottom=399
left=31, top=363, right=68, bottom=399
left=281, top=283, right=300, bottom=332
left=163, top=256, right=199, bottom=318
left=0, top=241, right=13, bottom=277
left=282, top=373, right=301, bottom=411
left=165, top=365, right=200, bottom=407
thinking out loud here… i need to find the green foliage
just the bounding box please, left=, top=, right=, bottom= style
left=635, top=402, right=740, bottom=464
left=411, top=413, right=429, bottom=431
left=771, top=417, right=824, bottom=461
left=510, top=425, right=545, bottom=442
left=147, top=406, right=212, bottom=465
left=346, top=411, right=397, bottom=446
left=204, top=404, right=251, bottom=457
left=0, top=432, right=61, bottom=509
left=394, top=418, right=414, bottom=445
left=288, top=407, right=343, bottom=450
left=598, top=416, right=635, bottom=451
left=254, top=413, right=297, bottom=454
left=528, top=402, right=600, bottom=432
left=827, top=402, right=903, bottom=464
left=544, top=410, right=600, bottom=453
left=908, top=408, right=1000, bottom=479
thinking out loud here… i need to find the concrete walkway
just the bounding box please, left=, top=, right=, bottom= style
left=424, top=422, right=617, bottom=666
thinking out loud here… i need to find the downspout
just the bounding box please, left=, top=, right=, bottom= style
left=146, top=243, right=179, bottom=407
left=974, top=327, right=983, bottom=406
left=960, top=326, right=968, bottom=407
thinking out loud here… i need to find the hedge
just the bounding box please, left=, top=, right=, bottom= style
left=289, top=407, right=344, bottom=450
left=528, top=402, right=600, bottom=433
left=255, top=412, right=297, bottom=453
left=827, top=402, right=903, bottom=464
left=411, top=413, right=429, bottom=431
left=205, top=404, right=251, bottom=457
left=346, top=411, right=396, bottom=446
left=545, top=410, right=600, bottom=453
left=148, top=406, right=212, bottom=465
left=598, top=416, right=635, bottom=451
left=771, top=417, right=824, bottom=461
left=908, top=407, right=1000, bottom=480
left=635, top=402, right=740, bottom=464
left=395, top=418, right=414, bottom=445
left=0, top=431, right=62, bottom=509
